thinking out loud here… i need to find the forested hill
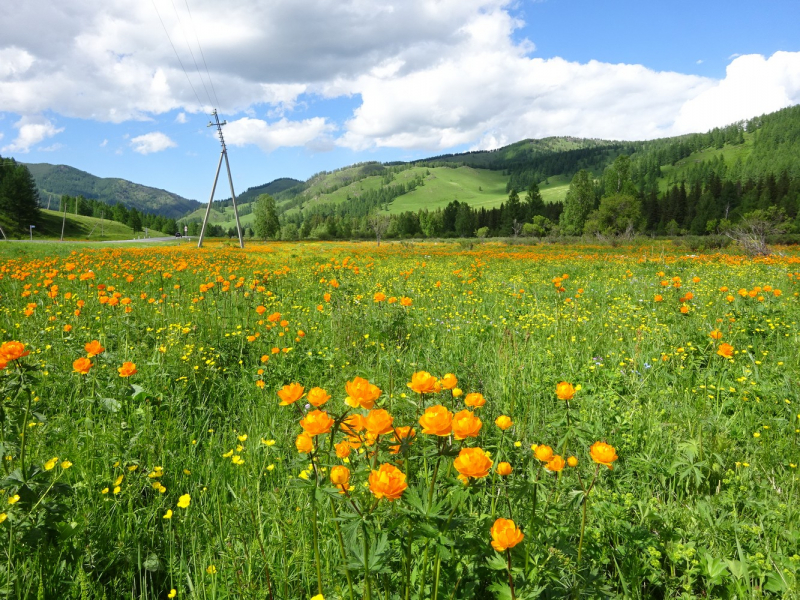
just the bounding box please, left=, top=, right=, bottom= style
left=24, top=163, right=202, bottom=218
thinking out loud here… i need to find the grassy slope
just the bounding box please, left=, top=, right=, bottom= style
left=19, top=209, right=170, bottom=241
left=656, top=135, right=754, bottom=191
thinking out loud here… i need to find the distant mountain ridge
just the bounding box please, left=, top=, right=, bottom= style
left=23, top=163, right=202, bottom=218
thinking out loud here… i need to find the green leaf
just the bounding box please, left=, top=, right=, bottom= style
left=100, top=397, right=121, bottom=413
left=486, top=553, right=508, bottom=571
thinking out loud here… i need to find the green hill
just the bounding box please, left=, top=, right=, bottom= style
left=24, top=163, right=202, bottom=218
left=5, top=209, right=169, bottom=241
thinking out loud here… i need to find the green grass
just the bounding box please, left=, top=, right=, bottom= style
left=4, top=210, right=168, bottom=241
left=538, top=174, right=571, bottom=203
left=384, top=166, right=509, bottom=213
left=658, top=135, right=754, bottom=191
left=1, top=240, right=799, bottom=598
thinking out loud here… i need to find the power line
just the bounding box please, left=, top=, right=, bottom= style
left=150, top=0, right=205, bottom=109
left=169, top=0, right=214, bottom=108
left=183, top=0, right=221, bottom=108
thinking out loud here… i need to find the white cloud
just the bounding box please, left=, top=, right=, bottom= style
left=175, top=112, right=187, bottom=123
left=696, top=59, right=703, bottom=65
left=39, top=143, right=63, bottom=151
left=100, top=138, right=108, bottom=147
left=0, top=47, right=34, bottom=78
left=673, top=52, right=800, bottom=133
left=1, top=116, right=64, bottom=153
left=129, top=131, right=176, bottom=154
left=224, top=117, right=335, bottom=152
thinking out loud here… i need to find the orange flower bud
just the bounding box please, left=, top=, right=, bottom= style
left=496, top=462, right=513, bottom=476
left=453, top=447, right=493, bottom=481
left=555, top=382, right=575, bottom=401
left=490, top=518, right=524, bottom=551
left=407, top=371, right=439, bottom=394
left=494, top=415, right=513, bottom=431
left=300, top=410, right=334, bottom=436
left=344, top=377, right=381, bottom=409
left=364, top=409, right=394, bottom=436
left=589, top=441, right=618, bottom=469
left=368, top=463, right=407, bottom=501
left=278, top=383, right=305, bottom=406
left=307, top=387, right=331, bottom=407
left=451, top=410, right=482, bottom=440
left=464, top=392, right=486, bottom=408
left=533, top=444, right=554, bottom=462
left=295, top=433, right=314, bottom=454
left=330, top=465, right=350, bottom=493
left=73, top=357, right=93, bottom=375
left=418, top=405, right=453, bottom=436
left=567, top=456, right=578, bottom=467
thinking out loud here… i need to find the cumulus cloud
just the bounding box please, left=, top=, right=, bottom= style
left=0, top=0, right=799, bottom=154
left=224, top=117, right=335, bottom=152
left=1, top=116, right=64, bottom=153
left=129, top=131, right=177, bottom=154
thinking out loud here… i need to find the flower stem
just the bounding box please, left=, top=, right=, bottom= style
left=330, top=500, right=355, bottom=600
left=506, top=549, right=517, bottom=600
left=312, top=489, right=322, bottom=595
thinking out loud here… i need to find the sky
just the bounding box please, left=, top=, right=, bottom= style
left=1, top=0, right=799, bottom=202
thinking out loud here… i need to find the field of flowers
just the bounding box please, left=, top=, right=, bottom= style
left=1, top=239, right=799, bottom=599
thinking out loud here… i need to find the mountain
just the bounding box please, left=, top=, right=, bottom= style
left=23, top=163, right=202, bottom=218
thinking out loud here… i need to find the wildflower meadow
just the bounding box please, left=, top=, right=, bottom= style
left=1, top=239, right=799, bottom=599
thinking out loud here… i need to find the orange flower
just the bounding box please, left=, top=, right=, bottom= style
left=373, top=292, right=386, bottom=302
left=0, top=358, right=6, bottom=371
left=399, top=296, right=412, bottom=306
left=717, top=343, right=734, bottom=359
left=555, top=382, right=575, bottom=401
left=680, top=305, right=689, bottom=314
left=407, top=371, right=439, bottom=394
left=335, top=441, right=352, bottom=458
left=496, top=462, right=512, bottom=476
left=0, top=341, right=29, bottom=362
left=118, top=362, right=137, bottom=377
left=439, top=373, right=458, bottom=390
left=418, top=405, right=453, bottom=436
left=533, top=444, right=554, bottom=462
left=63, top=324, right=73, bottom=333
left=277, top=383, right=305, bottom=406
left=709, top=330, right=723, bottom=340
left=364, top=409, right=394, bottom=435
left=545, top=455, right=565, bottom=472
left=389, top=426, right=416, bottom=454
left=300, top=410, right=334, bottom=436
left=654, top=294, right=663, bottom=302
left=73, top=357, right=93, bottom=375
left=330, top=465, right=350, bottom=493
left=84, top=340, right=105, bottom=357
left=490, top=518, right=524, bottom=551
left=464, top=392, right=486, bottom=408
left=341, top=413, right=365, bottom=435
left=307, top=387, right=331, bottom=407
left=451, top=410, right=482, bottom=440
left=368, top=463, right=407, bottom=501
left=344, top=377, right=381, bottom=409
left=589, top=441, right=618, bottom=469
left=567, top=456, right=578, bottom=467
left=453, top=447, right=493, bottom=481
left=494, top=415, right=513, bottom=431
left=295, top=433, right=314, bottom=453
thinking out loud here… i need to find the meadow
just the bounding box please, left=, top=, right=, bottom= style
left=0, top=239, right=799, bottom=599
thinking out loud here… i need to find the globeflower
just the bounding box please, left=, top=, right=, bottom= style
left=0, top=341, right=29, bottom=362
left=453, top=447, right=493, bottom=481
left=532, top=444, right=554, bottom=462
left=118, top=362, right=137, bottom=377
left=407, top=371, right=439, bottom=394
left=709, top=330, right=723, bottom=340
left=451, top=410, right=482, bottom=440
left=300, top=410, right=334, bottom=436
left=545, top=455, right=565, bottom=472
left=555, top=382, right=575, bottom=401
left=494, top=415, right=513, bottom=431
left=330, top=465, right=351, bottom=493
left=335, top=440, right=352, bottom=458
left=295, top=433, right=314, bottom=454
left=418, top=405, right=453, bottom=436
left=73, top=357, right=93, bottom=375
left=278, top=383, right=305, bottom=406
left=464, top=392, right=486, bottom=408
left=496, top=462, right=512, bottom=476
left=344, top=377, right=381, bottom=409
left=589, top=441, right=618, bottom=469
left=439, top=373, right=458, bottom=390
left=717, top=343, right=734, bottom=359
left=490, top=518, right=524, bottom=551
left=307, top=387, right=331, bottom=408
left=84, top=340, right=105, bottom=357
left=364, top=409, right=394, bottom=436
left=368, top=463, right=407, bottom=501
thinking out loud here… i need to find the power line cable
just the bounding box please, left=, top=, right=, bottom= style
left=183, top=0, right=221, bottom=108
left=150, top=0, right=205, bottom=110
left=169, top=0, right=214, bottom=108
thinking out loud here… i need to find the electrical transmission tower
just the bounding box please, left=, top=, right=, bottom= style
left=197, top=109, right=244, bottom=248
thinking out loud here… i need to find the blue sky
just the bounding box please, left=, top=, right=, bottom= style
left=1, top=0, right=798, bottom=203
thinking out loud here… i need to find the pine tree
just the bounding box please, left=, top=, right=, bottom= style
left=253, top=194, right=280, bottom=240
left=0, top=158, right=40, bottom=234
left=559, top=170, right=595, bottom=235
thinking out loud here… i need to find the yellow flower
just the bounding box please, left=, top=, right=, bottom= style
left=60, top=460, right=73, bottom=470
left=206, top=565, right=217, bottom=575
left=44, top=457, right=58, bottom=471
left=0, top=513, right=6, bottom=524
left=494, top=415, right=513, bottom=431
left=168, top=590, right=177, bottom=598
left=114, top=475, right=124, bottom=486
left=310, top=595, right=325, bottom=600
left=113, top=486, right=121, bottom=495
left=177, top=494, right=191, bottom=509
left=8, top=495, right=20, bottom=505
left=163, top=510, right=173, bottom=519
left=237, top=434, right=248, bottom=442
left=101, top=488, right=109, bottom=494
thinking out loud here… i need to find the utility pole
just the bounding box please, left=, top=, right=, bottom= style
left=60, top=197, right=68, bottom=242
left=198, top=109, right=244, bottom=248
